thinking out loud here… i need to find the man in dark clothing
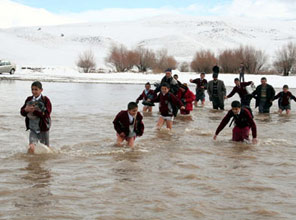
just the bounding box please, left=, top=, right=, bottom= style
left=239, top=63, right=245, bottom=82
left=252, top=77, right=275, bottom=113
left=154, top=68, right=179, bottom=95
left=214, top=101, right=257, bottom=144
left=212, top=64, right=220, bottom=75
left=207, top=73, right=226, bottom=110
left=225, top=78, right=254, bottom=107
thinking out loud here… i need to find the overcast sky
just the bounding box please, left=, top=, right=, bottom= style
left=1, top=0, right=296, bottom=28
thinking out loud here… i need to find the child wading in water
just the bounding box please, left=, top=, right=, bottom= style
left=177, top=83, right=196, bottom=115
left=136, top=82, right=156, bottom=112
left=214, top=101, right=257, bottom=144
left=113, top=102, right=144, bottom=148
left=20, top=81, right=52, bottom=154
left=149, top=83, right=185, bottom=130
left=190, top=72, right=207, bottom=107
left=273, top=85, right=296, bottom=115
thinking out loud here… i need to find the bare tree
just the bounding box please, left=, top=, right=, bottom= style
left=179, top=62, right=190, bottom=72
left=135, top=47, right=156, bottom=72
left=76, top=50, right=96, bottom=73
left=153, top=49, right=177, bottom=73
left=191, top=50, right=217, bottom=73
left=218, top=49, right=240, bottom=73
left=106, top=45, right=129, bottom=72
left=273, top=42, right=296, bottom=76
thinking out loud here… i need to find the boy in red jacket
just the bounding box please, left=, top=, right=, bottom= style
left=20, top=81, right=52, bottom=153
left=113, top=102, right=144, bottom=148
left=136, top=82, right=155, bottom=112
left=214, top=101, right=257, bottom=144
left=273, top=85, right=296, bottom=115
left=149, top=83, right=185, bottom=130
left=177, top=83, right=196, bottom=115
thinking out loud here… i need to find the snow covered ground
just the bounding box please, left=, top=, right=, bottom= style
left=1, top=14, right=296, bottom=68
left=1, top=68, right=295, bottom=88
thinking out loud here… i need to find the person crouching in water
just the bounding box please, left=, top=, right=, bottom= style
left=177, top=83, right=196, bottom=115
left=149, top=83, right=185, bottom=130
left=136, top=82, right=156, bottom=112
left=20, top=81, right=52, bottom=154
left=113, top=102, right=144, bottom=148
left=273, top=85, right=296, bottom=115
left=213, top=101, right=257, bottom=144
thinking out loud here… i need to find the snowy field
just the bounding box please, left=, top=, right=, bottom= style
left=1, top=67, right=295, bottom=88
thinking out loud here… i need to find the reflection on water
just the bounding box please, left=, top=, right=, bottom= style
left=0, top=80, right=296, bottom=219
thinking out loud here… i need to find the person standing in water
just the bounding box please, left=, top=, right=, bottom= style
left=214, top=101, right=257, bottom=144
left=20, top=81, right=52, bottom=154
left=273, top=85, right=296, bottom=115
left=225, top=78, right=254, bottom=108
left=207, top=73, right=226, bottom=110
left=136, top=82, right=156, bottom=112
left=190, top=72, right=207, bottom=107
left=113, top=102, right=144, bottom=148
left=252, top=77, right=275, bottom=113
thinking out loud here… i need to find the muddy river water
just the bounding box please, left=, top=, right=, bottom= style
left=0, top=80, right=296, bottom=220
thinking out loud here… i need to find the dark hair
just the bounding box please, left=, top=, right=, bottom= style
left=165, top=68, right=172, bottom=73
left=161, top=83, right=170, bottom=89
left=261, top=77, right=267, bottom=81
left=173, top=74, right=178, bottom=78
left=283, top=85, right=289, bottom=89
left=200, top=72, right=205, bottom=76
left=31, top=81, right=43, bottom=89
left=231, top=101, right=241, bottom=108
left=128, top=102, right=138, bottom=110
left=234, top=78, right=240, bottom=81
left=212, top=73, right=218, bottom=78
left=145, top=82, right=151, bottom=86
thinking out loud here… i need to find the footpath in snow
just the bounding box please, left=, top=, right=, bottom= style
left=0, top=67, right=295, bottom=88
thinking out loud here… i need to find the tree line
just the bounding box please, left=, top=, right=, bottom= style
left=77, top=42, right=296, bottom=76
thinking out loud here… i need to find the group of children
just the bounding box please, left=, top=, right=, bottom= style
left=21, top=70, right=296, bottom=152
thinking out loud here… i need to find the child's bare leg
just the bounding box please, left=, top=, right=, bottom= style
left=166, top=120, right=173, bottom=130
left=156, top=117, right=165, bottom=129
left=202, top=100, right=205, bottom=107
left=127, top=137, right=135, bottom=148
left=279, top=109, right=283, bottom=114
left=116, top=135, right=125, bottom=147
left=148, top=107, right=152, bottom=112
left=28, top=143, right=35, bottom=154
left=194, top=100, right=197, bottom=107
left=143, top=106, right=148, bottom=112
left=286, top=109, right=291, bottom=115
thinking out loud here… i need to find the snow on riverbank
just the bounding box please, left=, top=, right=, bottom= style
left=0, top=67, right=295, bottom=88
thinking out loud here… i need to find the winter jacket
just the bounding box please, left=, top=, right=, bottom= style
left=177, top=88, right=196, bottom=113
left=113, top=111, right=144, bottom=137
left=252, top=84, right=275, bottom=108
left=207, top=80, right=226, bottom=104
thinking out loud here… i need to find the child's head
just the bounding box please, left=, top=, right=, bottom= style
left=145, top=82, right=151, bottom=90
left=200, top=72, right=205, bottom=79
left=180, top=83, right=188, bottom=93
left=283, top=85, right=289, bottom=93
left=234, top=78, right=240, bottom=86
left=127, top=102, right=138, bottom=116
left=161, top=83, right=170, bottom=94
left=31, top=81, right=43, bottom=97
left=231, top=101, right=241, bottom=115
left=173, top=74, right=178, bottom=80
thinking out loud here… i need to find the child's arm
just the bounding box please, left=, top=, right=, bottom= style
left=136, top=91, right=144, bottom=103
left=226, top=87, right=236, bottom=99
left=113, top=112, right=124, bottom=135
left=135, top=113, right=144, bottom=137
left=273, top=92, right=281, bottom=100
left=214, top=111, right=232, bottom=138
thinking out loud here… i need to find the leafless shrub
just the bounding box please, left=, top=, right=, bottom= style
left=134, top=47, right=156, bottom=72
left=273, top=42, right=296, bottom=76
left=76, top=50, right=96, bottom=73
left=179, top=62, right=190, bottom=72
left=152, top=49, right=177, bottom=73
left=191, top=50, right=217, bottom=73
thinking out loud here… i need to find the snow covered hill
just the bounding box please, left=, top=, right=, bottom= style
left=0, top=14, right=296, bottom=68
